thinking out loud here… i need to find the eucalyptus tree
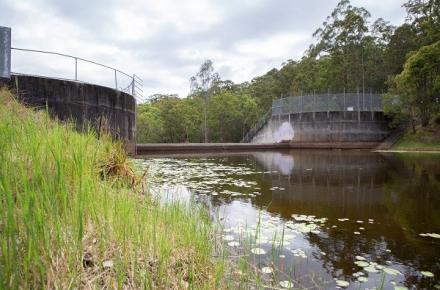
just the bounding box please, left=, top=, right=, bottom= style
left=312, top=0, right=370, bottom=91
left=404, top=0, right=440, bottom=45
left=384, top=41, right=440, bottom=130
left=190, top=60, right=220, bottom=143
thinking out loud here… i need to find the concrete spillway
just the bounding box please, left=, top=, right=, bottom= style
left=246, top=93, right=391, bottom=144
left=136, top=141, right=380, bottom=155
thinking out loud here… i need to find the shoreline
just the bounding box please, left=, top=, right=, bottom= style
left=375, top=149, right=440, bottom=153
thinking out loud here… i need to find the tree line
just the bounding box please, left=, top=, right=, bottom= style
left=137, top=0, right=439, bottom=143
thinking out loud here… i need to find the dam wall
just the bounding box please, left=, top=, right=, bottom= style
left=253, top=111, right=390, bottom=143
left=8, top=74, right=136, bottom=154
left=250, top=93, right=391, bottom=143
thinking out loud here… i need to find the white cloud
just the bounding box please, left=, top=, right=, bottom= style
left=1, top=0, right=407, bottom=99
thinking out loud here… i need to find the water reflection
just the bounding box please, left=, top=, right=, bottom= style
left=137, top=151, right=440, bottom=289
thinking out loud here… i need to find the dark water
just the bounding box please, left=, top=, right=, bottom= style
left=136, top=150, right=440, bottom=289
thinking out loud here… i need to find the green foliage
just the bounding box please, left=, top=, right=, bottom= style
left=403, top=0, right=440, bottom=45
left=190, top=59, right=220, bottom=142
left=137, top=104, right=164, bottom=143
left=207, top=91, right=259, bottom=142
left=0, top=88, right=222, bottom=289
left=392, top=125, right=440, bottom=150
left=137, top=86, right=260, bottom=143
left=385, top=41, right=440, bottom=128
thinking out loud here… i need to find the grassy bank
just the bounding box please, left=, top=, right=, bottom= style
left=0, top=88, right=225, bottom=289
left=392, top=126, right=440, bottom=152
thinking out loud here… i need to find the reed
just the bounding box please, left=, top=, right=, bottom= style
left=0, top=88, right=225, bottom=289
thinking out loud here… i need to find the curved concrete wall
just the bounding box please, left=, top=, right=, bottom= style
left=253, top=111, right=390, bottom=143
left=9, top=75, right=136, bottom=154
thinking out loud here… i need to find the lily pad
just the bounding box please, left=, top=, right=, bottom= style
left=222, top=235, right=234, bottom=241
left=420, top=233, right=440, bottom=239
left=251, top=248, right=266, bottom=255
left=261, top=266, right=273, bottom=274
left=421, top=271, right=434, bottom=277
left=384, top=267, right=402, bottom=276
left=355, top=261, right=369, bottom=267
left=358, top=276, right=368, bottom=283
left=336, top=280, right=349, bottom=287
left=364, top=266, right=379, bottom=273
left=279, top=281, right=294, bottom=289
left=394, top=286, right=409, bottom=290
left=227, top=241, right=240, bottom=247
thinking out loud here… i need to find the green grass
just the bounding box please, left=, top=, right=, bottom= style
left=0, top=88, right=226, bottom=289
left=392, top=126, right=440, bottom=151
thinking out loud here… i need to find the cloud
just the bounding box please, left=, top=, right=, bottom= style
left=1, top=0, right=407, bottom=99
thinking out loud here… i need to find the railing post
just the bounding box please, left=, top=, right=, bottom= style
left=114, top=69, right=118, bottom=89
left=132, top=74, right=135, bottom=96
left=74, top=57, right=78, bottom=81
left=362, top=88, right=365, bottom=110
left=327, top=88, right=329, bottom=116
left=343, top=88, right=346, bottom=110
left=357, top=87, right=360, bottom=123
left=0, top=27, right=11, bottom=80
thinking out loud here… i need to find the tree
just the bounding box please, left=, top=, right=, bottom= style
left=136, top=104, right=164, bottom=143
left=190, top=60, right=220, bottom=143
left=312, top=0, right=370, bottom=91
left=404, top=0, right=440, bottom=45
left=207, top=91, right=259, bottom=142
left=385, top=41, right=440, bottom=129
left=384, top=24, right=419, bottom=76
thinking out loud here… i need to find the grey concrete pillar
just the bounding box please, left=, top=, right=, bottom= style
left=0, top=26, right=11, bottom=80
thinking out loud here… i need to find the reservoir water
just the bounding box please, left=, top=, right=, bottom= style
left=136, top=150, right=440, bottom=289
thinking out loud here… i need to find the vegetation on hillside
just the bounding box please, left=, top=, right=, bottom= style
left=137, top=0, right=439, bottom=143
left=0, top=88, right=225, bottom=289
left=392, top=125, right=440, bottom=151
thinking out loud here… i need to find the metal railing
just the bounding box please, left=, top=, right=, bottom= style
left=11, top=47, right=143, bottom=100
left=242, top=108, right=272, bottom=143
left=272, top=92, right=382, bottom=116
left=242, top=92, right=383, bottom=142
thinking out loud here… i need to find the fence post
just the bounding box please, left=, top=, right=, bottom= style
left=0, top=26, right=11, bottom=80
left=327, top=88, right=330, bottom=118
left=343, top=88, right=346, bottom=118
left=313, top=91, right=316, bottom=121
left=74, top=58, right=78, bottom=81
left=132, top=74, right=135, bottom=96
left=114, top=69, right=118, bottom=89
left=357, top=87, right=360, bottom=123
left=362, top=89, right=365, bottom=110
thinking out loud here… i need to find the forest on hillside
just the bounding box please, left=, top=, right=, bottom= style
left=137, top=0, right=440, bottom=143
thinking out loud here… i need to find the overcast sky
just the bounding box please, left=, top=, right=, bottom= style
left=2, top=0, right=407, bottom=99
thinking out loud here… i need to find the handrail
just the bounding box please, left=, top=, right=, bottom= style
left=241, top=108, right=272, bottom=143
left=242, top=92, right=384, bottom=143
left=272, top=92, right=382, bottom=115
left=11, top=47, right=143, bottom=100
left=12, top=47, right=133, bottom=79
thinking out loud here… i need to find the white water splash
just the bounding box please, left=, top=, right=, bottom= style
left=252, top=121, right=294, bottom=143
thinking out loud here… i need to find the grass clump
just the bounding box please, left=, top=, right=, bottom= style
left=393, top=126, right=440, bottom=151
left=0, top=88, right=223, bottom=289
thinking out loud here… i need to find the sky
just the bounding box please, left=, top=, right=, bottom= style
left=1, top=0, right=407, bottom=100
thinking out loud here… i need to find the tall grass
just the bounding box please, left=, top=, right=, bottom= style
left=0, top=88, right=223, bottom=289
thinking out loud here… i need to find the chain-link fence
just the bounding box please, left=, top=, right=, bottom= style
left=272, top=93, right=382, bottom=116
